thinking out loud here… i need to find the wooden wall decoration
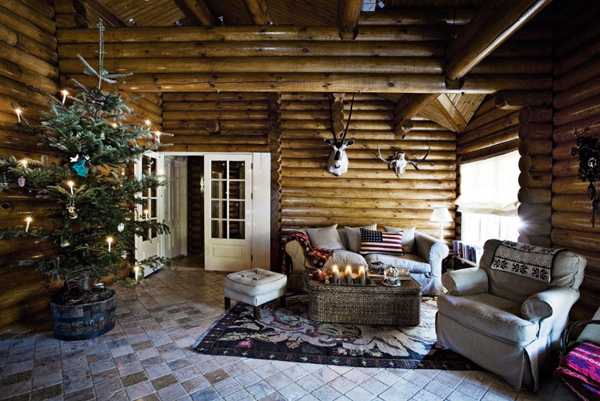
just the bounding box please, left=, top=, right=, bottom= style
left=278, top=93, right=456, bottom=238
left=553, top=19, right=600, bottom=316
left=0, top=0, right=59, bottom=328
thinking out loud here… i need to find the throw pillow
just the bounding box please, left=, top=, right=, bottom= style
left=341, top=224, right=377, bottom=252
left=306, top=225, right=345, bottom=250
left=384, top=226, right=416, bottom=253
left=360, top=228, right=404, bottom=255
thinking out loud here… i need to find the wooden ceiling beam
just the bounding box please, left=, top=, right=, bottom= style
left=393, top=94, right=436, bottom=135
left=393, top=0, right=551, bottom=134
left=80, top=0, right=126, bottom=27
left=359, top=8, right=474, bottom=26
left=174, top=0, right=216, bottom=26
left=244, top=0, right=272, bottom=25
left=446, top=0, right=551, bottom=81
left=337, top=0, right=363, bottom=39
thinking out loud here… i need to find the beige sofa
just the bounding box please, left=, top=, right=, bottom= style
left=284, top=228, right=448, bottom=296
left=437, top=239, right=586, bottom=390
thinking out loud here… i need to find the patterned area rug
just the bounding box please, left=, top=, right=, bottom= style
left=193, top=296, right=480, bottom=370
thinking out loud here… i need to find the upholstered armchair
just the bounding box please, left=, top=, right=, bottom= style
left=436, top=239, right=586, bottom=390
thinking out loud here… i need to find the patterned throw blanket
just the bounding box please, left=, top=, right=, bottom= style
left=282, top=231, right=332, bottom=272
left=490, top=241, right=562, bottom=283
left=556, top=342, right=600, bottom=401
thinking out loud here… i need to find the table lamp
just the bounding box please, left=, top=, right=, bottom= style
left=430, top=206, right=453, bottom=241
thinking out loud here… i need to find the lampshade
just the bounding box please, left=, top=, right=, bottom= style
left=430, top=206, right=453, bottom=223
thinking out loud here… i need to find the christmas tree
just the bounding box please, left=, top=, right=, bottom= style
left=0, top=22, right=169, bottom=305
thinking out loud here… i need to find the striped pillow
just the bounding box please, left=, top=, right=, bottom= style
left=359, top=228, right=404, bottom=255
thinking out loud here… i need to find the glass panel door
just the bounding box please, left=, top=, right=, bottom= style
left=204, top=155, right=252, bottom=271
left=210, top=160, right=246, bottom=240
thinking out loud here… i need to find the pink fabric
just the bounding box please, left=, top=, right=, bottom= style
left=556, top=342, right=600, bottom=400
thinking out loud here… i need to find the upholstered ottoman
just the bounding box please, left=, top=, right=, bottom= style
left=224, top=269, right=287, bottom=319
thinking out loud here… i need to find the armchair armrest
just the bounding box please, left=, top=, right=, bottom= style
left=415, top=232, right=449, bottom=272
left=442, top=267, right=489, bottom=296
left=284, top=240, right=308, bottom=274
left=521, top=287, right=580, bottom=322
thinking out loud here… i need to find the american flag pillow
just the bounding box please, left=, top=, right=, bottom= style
left=360, top=228, right=404, bottom=255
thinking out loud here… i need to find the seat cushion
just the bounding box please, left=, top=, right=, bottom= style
left=364, top=253, right=431, bottom=274
left=438, top=293, right=539, bottom=344
left=225, top=269, right=287, bottom=296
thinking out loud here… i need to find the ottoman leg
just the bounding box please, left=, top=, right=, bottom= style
left=224, top=297, right=231, bottom=310
left=280, top=294, right=287, bottom=307
left=253, top=306, right=261, bottom=320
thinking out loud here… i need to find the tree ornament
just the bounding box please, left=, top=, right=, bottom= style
left=60, top=238, right=71, bottom=247
left=117, top=222, right=125, bottom=232
left=71, top=155, right=90, bottom=177
left=67, top=205, right=78, bottom=220
left=17, top=176, right=26, bottom=187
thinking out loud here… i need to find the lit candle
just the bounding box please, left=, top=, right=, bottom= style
left=66, top=180, right=75, bottom=195
left=358, top=265, right=366, bottom=285
left=20, top=159, right=28, bottom=169
left=133, top=265, right=141, bottom=282
left=143, top=209, right=149, bottom=220
left=144, top=119, right=151, bottom=127
left=331, top=264, right=340, bottom=284
left=154, top=130, right=162, bottom=143
left=344, top=265, right=353, bottom=285
left=24, top=216, right=33, bottom=232
left=106, top=236, right=114, bottom=253
left=111, top=122, right=118, bottom=128
left=60, top=89, right=69, bottom=105
left=14, top=107, right=22, bottom=123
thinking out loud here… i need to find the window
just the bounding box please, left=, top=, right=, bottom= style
left=457, top=151, right=521, bottom=247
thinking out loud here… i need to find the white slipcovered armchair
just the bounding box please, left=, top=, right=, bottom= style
left=436, top=239, right=586, bottom=390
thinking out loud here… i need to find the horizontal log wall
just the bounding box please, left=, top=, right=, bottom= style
left=161, top=92, right=271, bottom=152
left=55, top=25, right=553, bottom=93
left=279, top=93, right=456, bottom=238
left=518, top=106, right=553, bottom=247
left=0, top=0, right=58, bottom=328
left=553, top=18, right=600, bottom=317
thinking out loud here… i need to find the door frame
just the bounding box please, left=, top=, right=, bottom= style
left=161, top=152, right=271, bottom=270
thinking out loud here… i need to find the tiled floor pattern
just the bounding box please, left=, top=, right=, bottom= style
left=0, top=265, right=576, bottom=401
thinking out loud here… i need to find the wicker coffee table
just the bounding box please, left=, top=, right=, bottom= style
left=304, top=274, right=421, bottom=326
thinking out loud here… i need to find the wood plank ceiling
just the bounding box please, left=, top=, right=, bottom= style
left=73, top=0, right=545, bottom=131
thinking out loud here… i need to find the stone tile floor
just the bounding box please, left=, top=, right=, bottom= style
left=0, top=265, right=577, bottom=401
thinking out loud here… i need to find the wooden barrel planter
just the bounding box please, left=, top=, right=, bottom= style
left=50, top=288, right=116, bottom=341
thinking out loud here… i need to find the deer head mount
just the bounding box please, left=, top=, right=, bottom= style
left=376, top=146, right=430, bottom=177
left=325, top=93, right=355, bottom=177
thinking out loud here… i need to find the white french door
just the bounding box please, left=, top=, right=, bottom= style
left=134, top=152, right=165, bottom=277
left=204, top=155, right=253, bottom=271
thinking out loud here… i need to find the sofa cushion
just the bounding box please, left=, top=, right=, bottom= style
left=364, top=253, right=431, bottom=274
left=324, top=250, right=368, bottom=270
left=359, top=228, right=404, bottom=255
left=341, top=224, right=377, bottom=252
left=438, top=293, right=539, bottom=344
left=306, top=225, right=345, bottom=250
left=225, top=268, right=287, bottom=296
left=384, top=226, right=416, bottom=253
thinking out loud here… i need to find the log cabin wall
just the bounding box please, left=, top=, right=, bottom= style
left=278, top=93, right=457, bottom=239
left=0, top=0, right=58, bottom=327
left=552, top=13, right=600, bottom=316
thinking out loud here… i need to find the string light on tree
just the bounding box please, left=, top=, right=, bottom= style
left=24, top=216, right=33, bottom=233
left=14, top=107, right=23, bottom=123
left=106, top=236, right=114, bottom=253
left=61, top=89, right=69, bottom=105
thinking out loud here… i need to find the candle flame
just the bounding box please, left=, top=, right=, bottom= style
left=61, top=89, right=69, bottom=97
left=144, top=119, right=151, bottom=127
left=24, top=216, right=33, bottom=223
